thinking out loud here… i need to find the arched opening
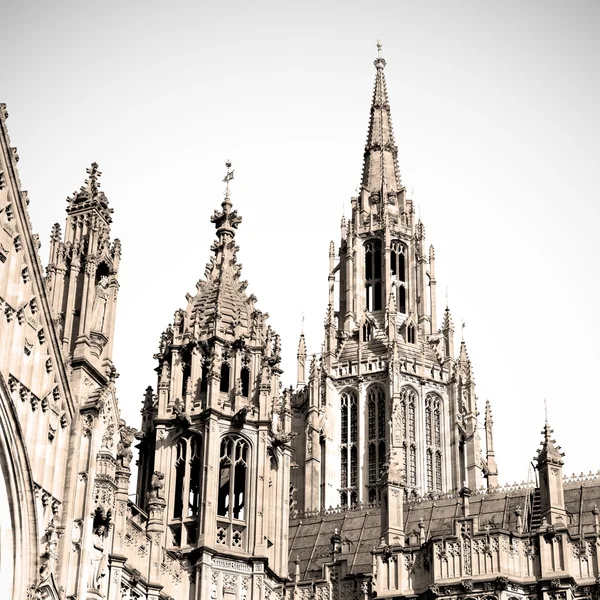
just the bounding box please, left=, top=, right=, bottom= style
left=217, top=436, right=249, bottom=549
left=240, top=367, right=250, bottom=398
left=220, top=363, right=230, bottom=394
left=364, top=239, right=383, bottom=311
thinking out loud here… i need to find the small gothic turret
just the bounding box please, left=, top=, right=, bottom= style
left=45, top=163, right=121, bottom=390
left=536, top=421, right=567, bottom=526
left=135, top=162, right=291, bottom=593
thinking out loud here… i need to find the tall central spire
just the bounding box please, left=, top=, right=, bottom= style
left=361, top=42, right=402, bottom=197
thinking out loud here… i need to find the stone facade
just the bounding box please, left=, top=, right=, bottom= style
left=1, top=49, right=599, bottom=600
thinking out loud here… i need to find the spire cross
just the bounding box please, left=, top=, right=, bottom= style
left=461, top=320, right=466, bottom=341
left=377, top=40, right=382, bottom=58
left=544, top=398, right=548, bottom=423
left=445, top=286, right=449, bottom=308
left=223, top=160, right=234, bottom=197
left=301, top=312, right=305, bottom=334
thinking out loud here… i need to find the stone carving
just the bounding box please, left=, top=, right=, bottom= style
left=91, top=276, right=110, bottom=332
left=117, top=424, right=139, bottom=469
left=88, top=524, right=108, bottom=590
left=148, top=471, right=165, bottom=500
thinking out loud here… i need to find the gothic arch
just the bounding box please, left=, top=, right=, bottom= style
left=0, top=372, right=39, bottom=599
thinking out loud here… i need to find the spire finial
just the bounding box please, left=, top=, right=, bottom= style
left=223, top=160, right=234, bottom=195
left=544, top=398, right=548, bottom=424
left=374, top=41, right=386, bottom=69
left=301, top=312, right=305, bottom=334
left=445, top=286, right=449, bottom=309
left=461, top=320, right=466, bottom=341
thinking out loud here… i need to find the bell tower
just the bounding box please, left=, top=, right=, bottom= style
left=136, top=163, right=292, bottom=599
left=292, top=44, right=494, bottom=521
left=46, top=163, right=121, bottom=392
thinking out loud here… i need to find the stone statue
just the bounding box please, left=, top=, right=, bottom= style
left=90, top=276, right=110, bottom=332
left=88, top=524, right=107, bottom=589
left=116, top=425, right=138, bottom=469
left=148, top=471, right=165, bottom=501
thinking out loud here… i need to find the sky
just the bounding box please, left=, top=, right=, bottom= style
left=2, top=0, right=599, bottom=488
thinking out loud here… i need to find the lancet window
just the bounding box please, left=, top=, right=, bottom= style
left=367, top=385, right=387, bottom=502
left=217, top=436, right=249, bottom=549
left=425, top=394, right=443, bottom=492
left=220, top=361, right=231, bottom=393
left=340, top=389, right=358, bottom=507
left=170, top=434, right=203, bottom=547
left=400, top=387, right=417, bottom=488
left=390, top=240, right=407, bottom=313
left=364, top=239, right=382, bottom=311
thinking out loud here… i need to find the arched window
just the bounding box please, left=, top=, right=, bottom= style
left=340, top=389, right=358, bottom=507
left=170, top=434, right=203, bottom=547
left=390, top=241, right=407, bottom=313
left=200, top=361, right=209, bottom=394
left=220, top=362, right=230, bottom=393
left=364, top=239, right=383, bottom=311
left=217, top=436, right=249, bottom=549
left=240, top=367, right=250, bottom=398
left=400, top=387, right=418, bottom=488
left=407, top=325, right=416, bottom=344
left=425, top=394, right=443, bottom=491
left=367, top=385, right=387, bottom=502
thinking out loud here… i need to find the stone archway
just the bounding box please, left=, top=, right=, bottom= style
left=0, top=373, right=39, bottom=599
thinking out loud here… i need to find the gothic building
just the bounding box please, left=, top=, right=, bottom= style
left=1, top=48, right=600, bottom=600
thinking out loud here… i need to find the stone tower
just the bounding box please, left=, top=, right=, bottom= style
left=46, top=162, right=121, bottom=393
left=291, top=47, right=498, bottom=531
left=136, top=165, right=292, bottom=599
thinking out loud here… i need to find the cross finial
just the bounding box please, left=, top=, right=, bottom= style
left=301, top=312, right=305, bottom=334
left=461, top=320, right=466, bottom=341
left=223, top=160, right=234, bottom=197
left=544, top=398, right=548, bottom=424
left=377, top=40, right=382, bottom=58
left=445, top=286, right=449, bottom=308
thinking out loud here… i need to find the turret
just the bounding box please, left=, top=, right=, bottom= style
left=135, top=162, right=292, bottom=593
left=45, top=163, right=121, bottom=390
left=536, top=421, right=567, bottom=526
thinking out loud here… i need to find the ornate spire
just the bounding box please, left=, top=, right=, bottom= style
left=361, top=42, right=402, bottom=197
left=67, top=162, right=113, bottom=222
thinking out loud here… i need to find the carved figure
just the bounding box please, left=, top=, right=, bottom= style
left=88, top=524, right=107, bottom=589
left=148, top=471, right=165, bottom=500
left=116, top=425, right=138, bottom=469
left=90, top=276, right=110, bottom=332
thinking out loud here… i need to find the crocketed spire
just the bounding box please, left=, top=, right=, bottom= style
left=361, top=41, right=402, bottom=197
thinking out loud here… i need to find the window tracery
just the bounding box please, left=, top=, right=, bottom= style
left=217, top=436, right=249, bottom=549
left=364, top=239, right=382, bottom=311
left=340, top=389, right=358, bottom=507
left=170, top=434, right=202, bottom=547
left=425, top=394, right=443, bottom=491
left=400, top=387, right=417, bottom=488
left=367, top=385, right=387, bottom=502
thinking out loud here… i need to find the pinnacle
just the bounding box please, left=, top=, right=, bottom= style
left=297, top=332, right=307, bottom=358
left=537, top=421, right=565, bottom=466
left=360, top=47, right=402, bottom=197
left=67, top=163, right=113, bottom=222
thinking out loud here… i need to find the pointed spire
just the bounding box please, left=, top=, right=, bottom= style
left=361, top=42, right=401, bottom=199
left=484, top=400, right=498, bottom=487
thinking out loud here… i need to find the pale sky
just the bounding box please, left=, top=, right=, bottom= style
left=3, top=0, right=599, bottom=488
